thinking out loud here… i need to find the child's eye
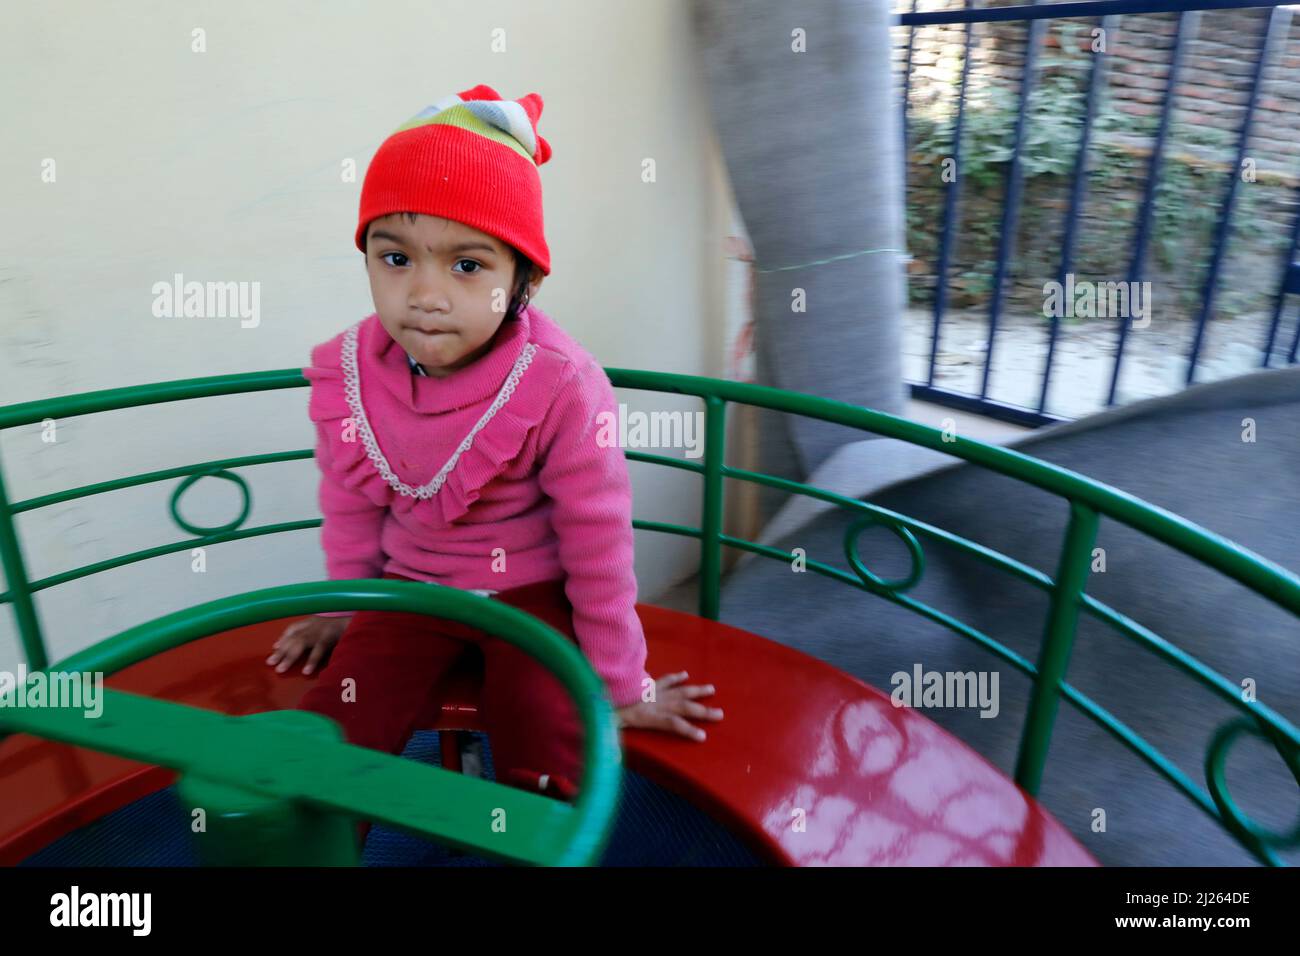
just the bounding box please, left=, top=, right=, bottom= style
left=381, top=252, right=408, bottom=268
left=453, top=259, right=481, bottom=274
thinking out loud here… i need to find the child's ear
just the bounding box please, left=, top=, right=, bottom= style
left=529, top=266, right=545, bottom=296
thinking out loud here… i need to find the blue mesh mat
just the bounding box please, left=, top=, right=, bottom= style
left=19, top=731, right=763, bottom=867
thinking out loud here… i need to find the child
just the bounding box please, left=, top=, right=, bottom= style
left=266, top=84, right=722, bottom=805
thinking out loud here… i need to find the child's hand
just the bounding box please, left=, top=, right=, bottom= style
left=615, top=671, right=723, bottom=741
left=266, top=616, right=348, bottom=675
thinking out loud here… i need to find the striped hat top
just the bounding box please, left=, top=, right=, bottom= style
left=355, top=84, right=553, bottom=274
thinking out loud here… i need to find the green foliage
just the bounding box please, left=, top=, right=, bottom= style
left=904, top=19, right=1291, bottom=320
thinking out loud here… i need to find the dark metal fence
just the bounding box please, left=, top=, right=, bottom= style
left=898, top=0, right=1300, bottom=427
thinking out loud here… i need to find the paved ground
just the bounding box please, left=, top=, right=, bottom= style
left=902, top=305, right=1284, bottom=419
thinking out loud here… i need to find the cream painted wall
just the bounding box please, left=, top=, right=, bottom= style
left=0, top=0, right=735, bottom=668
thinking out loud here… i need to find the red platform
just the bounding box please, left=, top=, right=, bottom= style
left=0, top=605, right=1096, bottom=866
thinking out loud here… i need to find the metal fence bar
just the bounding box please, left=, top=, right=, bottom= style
left=0, top=453, right=47, bottom=670
left=1185, top=6, right=1283, bottom=384
left=0, top=369, right=306, bottom=431
left=1106, top=11, right=1192, bottom=406
left=900, top=0, right=1283, bottom=28
left=697, top=396, right=727, bottom=621
left=1259, top=189, right=1300, bottom=367
left=927, top=0, right=977, bottom=387
left=899, top=0, right=919, bottom=285
left=8, top=520, right=321, bottom=598
left=1291, top=295, right=1300, bottom=363
left=912, top=382, right=1067, bottom=427
left=980, top=4, right=1044, bottom=401
left=1040, top=15, right=1116, bottom=415
left=901, top=0, right=920, bottom=186
left=1014, top=501, right=1101, bottom=794
left=9, top=450, right=312, bottom=514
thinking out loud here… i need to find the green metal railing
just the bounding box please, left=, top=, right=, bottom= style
left=0, top=367, right=1298, bottom=865
left=3, top=579, right=620, bottom=866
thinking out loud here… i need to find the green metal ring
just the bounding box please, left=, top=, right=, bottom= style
left=169, top=468, right=251, bottom=537
left=1205, top=716, right=1300, bottom=849
left=844, top=513, right=925, bottom=593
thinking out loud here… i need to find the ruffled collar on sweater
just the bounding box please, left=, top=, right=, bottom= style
left=305, top=303, right=567, bottom=526
left=369, top=306, right=533, bottom=414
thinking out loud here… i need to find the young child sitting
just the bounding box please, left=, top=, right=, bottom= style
left=266, top=84, right=722, bottom=807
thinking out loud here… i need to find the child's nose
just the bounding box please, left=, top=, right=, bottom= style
left=410, top=280, right=449, bottom=312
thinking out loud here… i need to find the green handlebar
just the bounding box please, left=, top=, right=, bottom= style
left=0, top=579, right=623, bottom=867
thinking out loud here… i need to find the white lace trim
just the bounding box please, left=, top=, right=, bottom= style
left=340, top=321, right=538, bottom=500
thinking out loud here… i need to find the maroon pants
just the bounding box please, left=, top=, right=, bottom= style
left=296, top=573, right=585, bottom=804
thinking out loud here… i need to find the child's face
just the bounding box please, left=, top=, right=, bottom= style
left=364, top=214, right=542, bottom=378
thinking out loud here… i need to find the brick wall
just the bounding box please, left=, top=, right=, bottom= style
left=896, top=2, right=1300, bottom=180
left=892, top=1, right=1300, bottom=320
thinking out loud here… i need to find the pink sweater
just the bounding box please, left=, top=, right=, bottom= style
left=302, top=303, right=652, bottom=708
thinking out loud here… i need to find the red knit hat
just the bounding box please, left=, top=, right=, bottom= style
left=355, top=84, right=553, bottom=275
